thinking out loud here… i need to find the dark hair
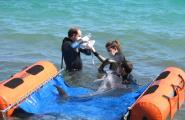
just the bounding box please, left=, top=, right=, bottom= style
left=68, top=27, right=80, bottom=38
left=105, top=40, right=122, bottom=54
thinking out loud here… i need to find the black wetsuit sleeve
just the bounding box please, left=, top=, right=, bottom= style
left=79, top=48, right=91, bottom=55
left=92, top=51, right=106, bottom=63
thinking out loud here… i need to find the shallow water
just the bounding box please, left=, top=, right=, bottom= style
left=0, top=0, right=185, bottom=119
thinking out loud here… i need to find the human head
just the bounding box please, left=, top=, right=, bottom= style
left=68, top=27, right=82, bottom=41
left=105, top=40, right=122, bottom=56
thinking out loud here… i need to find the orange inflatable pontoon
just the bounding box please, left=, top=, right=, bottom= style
left=0, top=61, right=58, bottom=118
left=130, top=67, right=185, bottom=120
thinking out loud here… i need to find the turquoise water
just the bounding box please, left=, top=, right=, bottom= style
left=0, top=0, right=185, bottom=119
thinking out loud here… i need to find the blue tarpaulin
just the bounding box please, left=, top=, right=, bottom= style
left=19, top=75, right=147, bottom=120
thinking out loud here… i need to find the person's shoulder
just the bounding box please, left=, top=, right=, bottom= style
left=113, top=53, right=125, bottom=62
left=63, top=37, right=72, bottom=44
left=63, top=37, right=69, bottom=41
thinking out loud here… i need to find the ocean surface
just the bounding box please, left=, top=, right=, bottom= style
left=0, top=0, right=185, bottom=120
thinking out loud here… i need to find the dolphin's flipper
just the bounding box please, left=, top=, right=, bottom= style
left=93, top=78, right=104, bottom=83
left=54, top=85, right=68, bottom=98
left=93, top=74, right=107, bottom=83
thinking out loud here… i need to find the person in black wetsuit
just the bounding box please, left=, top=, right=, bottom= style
left=91, top=40, right=133, bottom=84
left=61, top=27, right=91, bottom=72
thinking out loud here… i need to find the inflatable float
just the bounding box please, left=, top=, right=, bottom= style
left=127, top=67, right=185, bottom=120
left=0, top=61, right=58, bottom=119
left=0, top=60, right=184, bottom=120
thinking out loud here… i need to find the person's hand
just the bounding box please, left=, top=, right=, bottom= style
left=122, top=79, right=130, bottom=84
left=98, top=66, right=105, bottom=73
left=90, top=46, right=96, bottom=52
left=85, top=41, right=92, bottom=49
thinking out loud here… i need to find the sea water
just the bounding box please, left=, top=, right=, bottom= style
left=0, top=0, right=185, bottom=120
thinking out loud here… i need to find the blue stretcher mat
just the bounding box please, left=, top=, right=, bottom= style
left=19, top=75, right=147, bottom=120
